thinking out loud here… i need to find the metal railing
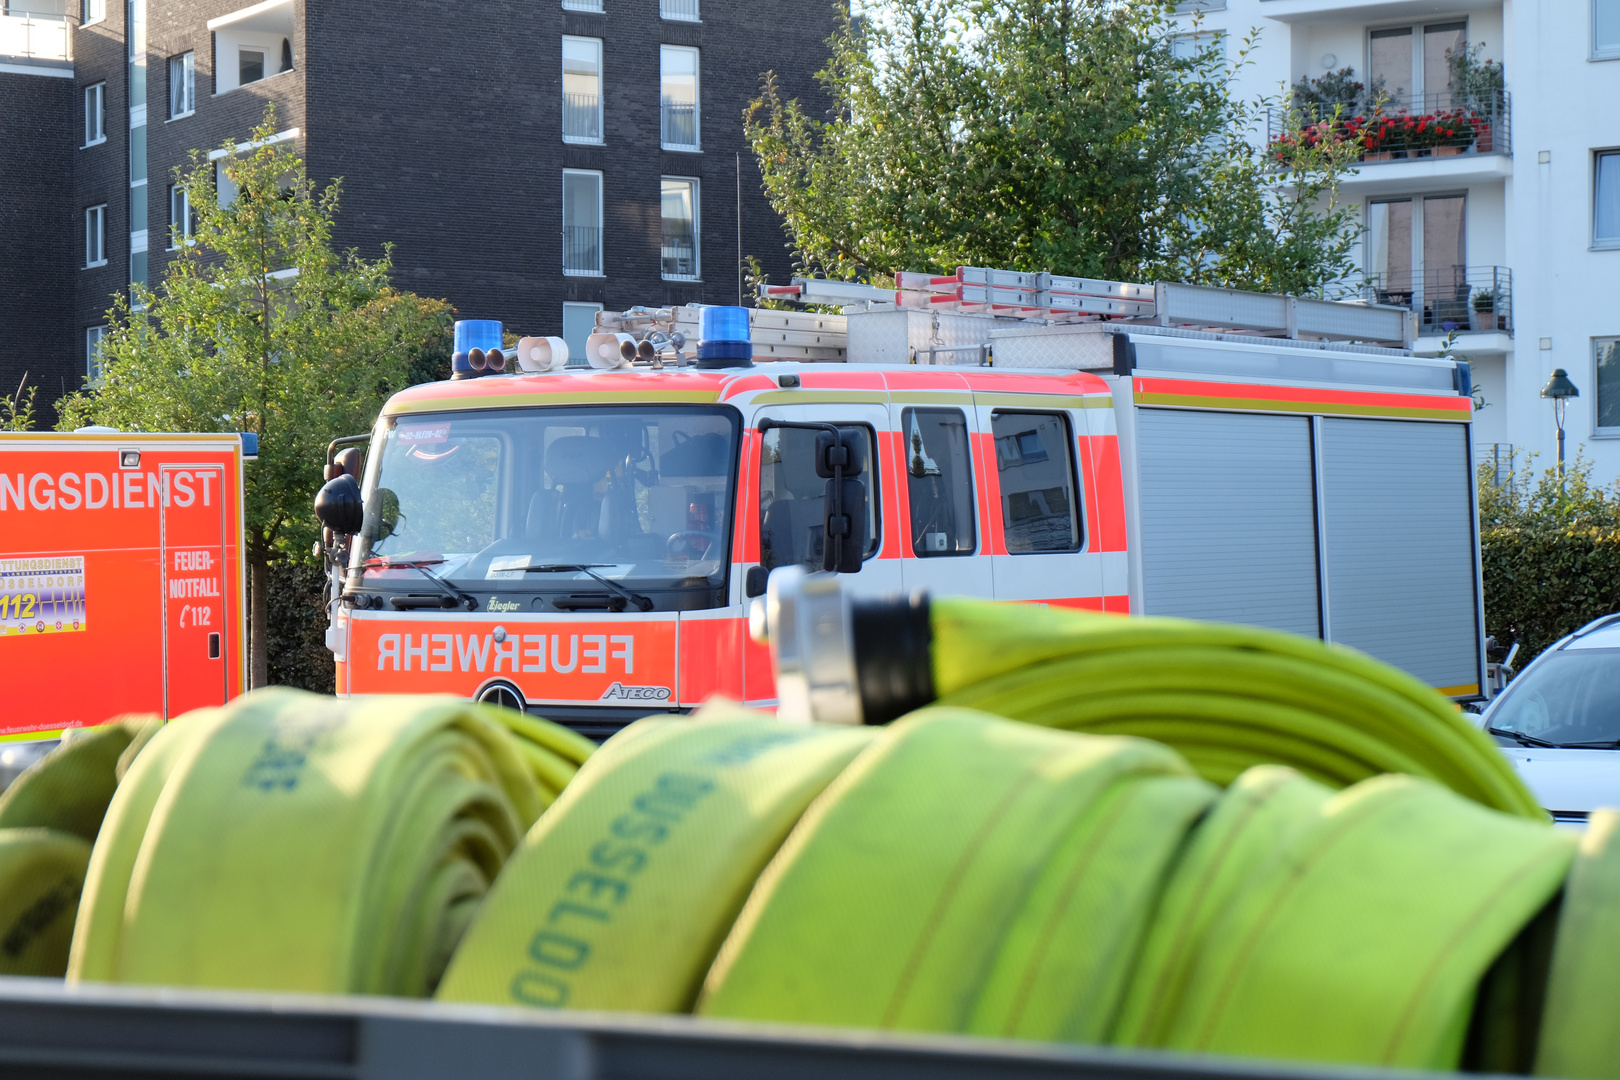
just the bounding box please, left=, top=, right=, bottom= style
left=1361, top=265, right=1513, bottom=337
left=562, top=91, right=601, bottom=143
left=1268, top=90, right=1510, bottom=163
left=1483, top=443, right=1517, bottom=489
left=661, top=101, right=698, bottom=150
left=662, top=235, right=697, bottom=279
left=563, top=226, right=602, bottom=276
left=660, top=0, right=700, bottom=19
left=560, top=0, right=602, bottom=10
left=0, top=7, right=72, bottom=60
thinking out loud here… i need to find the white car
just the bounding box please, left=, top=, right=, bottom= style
left=1476, top=614, right=1620, bottom=826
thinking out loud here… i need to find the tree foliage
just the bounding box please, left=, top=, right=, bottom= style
left=56, top=106, right=453, bottom=682
left=1479, top=454, right=1620, bottom=665
left=746, top=0, right=1365, bottom=294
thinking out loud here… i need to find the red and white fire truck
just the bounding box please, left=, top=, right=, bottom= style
left=317, top=273, right=1484, bottom=738
left=0, top=430, right=249, bottom=736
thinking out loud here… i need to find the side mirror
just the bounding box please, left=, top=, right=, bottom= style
left=815, top=428, right=866, bottom=574
left=745, top=564, right=769, bottom=598
left=823, top=478, right=866, bottom=573
left=314, top=474, right=363, bottom=534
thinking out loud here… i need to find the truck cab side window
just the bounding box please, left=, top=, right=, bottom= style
left=992, top=410, right=1082, bottom=553
left=903, top=407, right=976, bottom=557
left=759, top=424, right=878, bottom=571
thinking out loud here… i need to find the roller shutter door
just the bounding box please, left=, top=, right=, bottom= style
left=1319, top=418, right=1480, bottom=694
left=1136, top=409, right=1321, bottom=638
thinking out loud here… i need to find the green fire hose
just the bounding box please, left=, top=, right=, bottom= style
left=0, top=718, right=159, bottom=976
left=0, top=587, right=1605, bottom=1077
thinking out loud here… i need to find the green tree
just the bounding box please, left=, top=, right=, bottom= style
left=0, top=374, right=38, bottom=432
left=58, top=106, right=453, bottom=687
left=746, top=0, right=1365, bottom=294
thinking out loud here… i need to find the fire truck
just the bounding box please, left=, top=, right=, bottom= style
left=315, top=274, right=1484, bottom=738
left=0, top=430, right=250, bottom=736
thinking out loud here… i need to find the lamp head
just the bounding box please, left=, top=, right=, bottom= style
left=1541, top=369, right=1579, bottom=399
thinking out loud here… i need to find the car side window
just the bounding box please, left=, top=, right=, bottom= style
left=759, top=424, right=879, bottom=572
left=991, top=410, right=1083, bottom=554
left=902, top=407, right=976, bottom=557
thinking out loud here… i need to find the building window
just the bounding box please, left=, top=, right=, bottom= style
left=760, top=424, right=880, bottom=571
left=562, top=302, right=602, bottom=365
left=85, top=205, right=107, bottom=267
left=992, top=411, right=1083, bottom=553
left=168, top=184, right=194, bottom=248
left=1368, top=21, right=1467, bottom=109
left=660, top=0, right=699, bottom=20
left=86, top=326, right=107, bottom=382
left=660, top=45, right=699, bottom=151
left=1598, top=0, right=1620, bottom=58
left=1598, top=339, right=1620, bottom=434
left=1366, top=193, right=1469, bottom=330
left=82, top=0, right=105, bottom=23
left=1598, top=151, right=1620, bottom=248
left=661, top=177, right=698, bottom=280
left=561, top=0, right=602, bottom=10
left=168, top=52, right=195, bottom=118
left=215, top=159, right=239, bottom=208
left=562, top=169, right=603, bottom=276
left=562, top=37, right=602, bottom=144
left=1170, top=31, right=1225, bottom=62
left=1174, top=0, right=1225, bottom=10
left=83, top=83, right=105, bottom=146
left=239, top=49, right=265, bottom=85
left=902, top=408, right=975, bottom=556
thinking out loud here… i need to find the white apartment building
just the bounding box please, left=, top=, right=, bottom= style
left=1177, top=0, right=1620, bottom=485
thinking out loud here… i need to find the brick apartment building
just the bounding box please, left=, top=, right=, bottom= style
left=0, top=0, right=836, bottom=422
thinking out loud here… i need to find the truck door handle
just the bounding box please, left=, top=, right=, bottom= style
left=208, top=633, right=221, bottom=659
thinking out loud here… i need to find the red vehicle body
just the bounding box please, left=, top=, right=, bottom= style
left=0, top=432, right=248, bottom=736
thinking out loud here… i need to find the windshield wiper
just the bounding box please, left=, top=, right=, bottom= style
left=522, top=564, right=654, bottom=612
left=362, top=557, right=478, bottom=611
left=1486, top=726, right=1559, bottom=749
left=1552, top=739, right=1620, bottom=750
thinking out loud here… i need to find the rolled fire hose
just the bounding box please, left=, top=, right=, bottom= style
left=757, top=568, right=1539, bottom=819
left=444, top=698, right=1570, bottom=1074
left=1534, top=809, right=1620, bottom=1080
left=437, top=708, right=876, bottom=1010
left=67, top=688, right=565, bottom=997
left=0, top=717, right=160, bottom=976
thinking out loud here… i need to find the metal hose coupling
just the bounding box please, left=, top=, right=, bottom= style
left=751, top=567, right=934, bottom=726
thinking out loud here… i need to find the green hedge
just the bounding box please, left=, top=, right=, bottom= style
left=267, top=560, right=336, bottom=693
left=1481, top=527, right=1620, bottom=663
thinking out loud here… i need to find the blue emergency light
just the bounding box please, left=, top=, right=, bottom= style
left=696, top=306, right=754, bottom=368
left=451, top=320, right=507, bottom=380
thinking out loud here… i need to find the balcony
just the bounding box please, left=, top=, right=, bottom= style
left=660, top=101, right=698, bottom=151
left=562, top=91, right=600, bottom=143
left=661, top=235, right=697, bottom=280
left=563, top=226, right=602, bottom=276
left=0, top=8, right=72, bottom=62
left=659, top=0, right=699, bottom=20
left=1362, top=265, right=1513, bottom=352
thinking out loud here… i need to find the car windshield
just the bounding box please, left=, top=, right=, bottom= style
left=353, top=406, right=739, bottom=591
left=1489, top=648, right=1620, bottom=747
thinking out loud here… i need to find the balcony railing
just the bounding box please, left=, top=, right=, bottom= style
left=1268, top=90, right=1511, bottom=164
left=662, top=234, right=697, bottom=280
left=1361, top=265, right=1513, bottom=337
left=563, top=226, right=602, bottom=276
left=661, top=101, right=698, bottom=150
left=0, top=8, right=72, bottom=61
left=660, top=0, right=699, bottom=20
left=562, top=91, right=601, bottom=143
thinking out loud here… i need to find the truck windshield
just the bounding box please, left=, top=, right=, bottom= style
left=1488, top=648, right=1620, bottom=747
left=353, top=406, right=739, bottom=597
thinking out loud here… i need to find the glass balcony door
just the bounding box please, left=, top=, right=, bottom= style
left=562, top=36, right=602, bottom=144
left=1368, top=21, right=1465, bottom=109
left=1368, top=194, right=1468, bottom=332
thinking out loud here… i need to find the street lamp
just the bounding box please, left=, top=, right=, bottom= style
left=1540, top=368, right=1579, bottom=479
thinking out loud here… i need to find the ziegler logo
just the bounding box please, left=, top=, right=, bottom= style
left=487, top=597, right=521, bottom=613
left=601, top=682, right=671, bottom=702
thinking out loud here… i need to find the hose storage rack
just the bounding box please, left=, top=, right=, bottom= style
left=0, top=977, right=1521, bottom=1080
